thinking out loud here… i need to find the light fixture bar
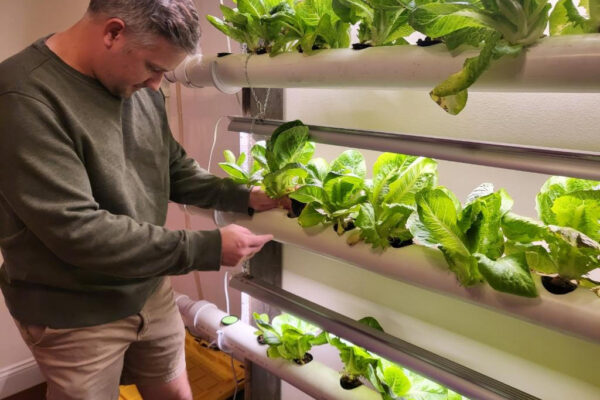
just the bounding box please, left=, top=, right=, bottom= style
left=230, top=273, right=539, bottom=400
left=228, top=116, right=600, bottom=180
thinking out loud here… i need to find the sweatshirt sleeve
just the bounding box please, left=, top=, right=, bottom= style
left=0, top=92, right=221, bottom=278
left=167, top=131, right=251, bottom=212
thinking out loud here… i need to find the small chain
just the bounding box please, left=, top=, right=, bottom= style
left=242, top=259, right=250, bottom=275
left=244, top=53, right=271, bottom=133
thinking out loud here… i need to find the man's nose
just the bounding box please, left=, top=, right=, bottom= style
left=145, top=73, right=164, bottom=91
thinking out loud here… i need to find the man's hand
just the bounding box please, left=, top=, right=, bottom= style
left=219, top=224, right=274, bottom=266
left=249, top=186, right=291, bottom=211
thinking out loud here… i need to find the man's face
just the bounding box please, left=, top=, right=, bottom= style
left=100, top=34, right=187, bottom=98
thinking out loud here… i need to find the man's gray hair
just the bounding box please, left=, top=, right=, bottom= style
left=88, top=0, right=200, bottom=54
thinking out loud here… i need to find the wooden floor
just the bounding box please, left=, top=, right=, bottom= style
left=6, top=331, right=245, bottom=400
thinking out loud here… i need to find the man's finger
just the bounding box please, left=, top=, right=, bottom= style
left=247, top=234, right=274, bottom=247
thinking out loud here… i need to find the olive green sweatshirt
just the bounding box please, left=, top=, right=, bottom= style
left=0, top=38, right=250, bottom=328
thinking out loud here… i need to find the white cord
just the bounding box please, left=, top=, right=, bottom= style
left=224, top=270, right=231, bottom=315
left=230, top=354, right=239, bottom=400
left=216, top=328, right=239, bottom=400
left=219, top=0, right=232, bottom=54
left=207, top=115, right=228, bottom=173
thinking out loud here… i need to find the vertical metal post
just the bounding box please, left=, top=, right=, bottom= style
left=242, top=87, right=284, bottom=400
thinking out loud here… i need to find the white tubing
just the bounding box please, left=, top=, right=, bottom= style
left=174, top=294, right=381, bottom=400
left=165, top=35, right=600, bottom=93
left=211, top=208, right=600, bottom=345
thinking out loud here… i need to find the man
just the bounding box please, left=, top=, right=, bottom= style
left=0, top=1, right=280, bottom=399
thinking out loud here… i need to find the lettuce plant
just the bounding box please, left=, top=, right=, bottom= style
left=207, top=0, right=293, bottom=53
left=406, top=185, right=483, bottom=286
left=290, top=149, right=368, bottom=234
left=402, top=369, right=469, bottom=400
left=254, top=120, right=316, bottom=198
left=408, top=0, right=551, bottom=114
left=218, top=150, right=264, bottom=187
left=366, top=358, right=412, bottom=399
left=271, top=0, right=352, bottom=55
left=253, top=312, right=327, bottom=364
left=502, top=212, right=600, bottom=283
left=549, top=0, right=600, bottom=35
left=406, top=184, right=538, bottom=297
left=327, top=316, right=384, bottom=389
left=332, top=0, right=414, bottom=46
left=536, top=176, right=600, bottom=242
left=355, top=153, right=437, bottom=249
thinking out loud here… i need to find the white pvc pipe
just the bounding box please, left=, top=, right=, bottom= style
left=210, top=208, right=600, bottom=345
left=174, top=294, right=380, bottom=400
left=166, top=35, right=600, bottom=93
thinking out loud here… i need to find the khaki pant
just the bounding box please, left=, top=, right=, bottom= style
left=14, top=278, right=186, bottom=400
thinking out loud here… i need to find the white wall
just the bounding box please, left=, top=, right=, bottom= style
left=0, top=1, right=100, bottom=397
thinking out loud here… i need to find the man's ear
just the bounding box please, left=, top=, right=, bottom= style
left=102, top=18, right=126, bottom=49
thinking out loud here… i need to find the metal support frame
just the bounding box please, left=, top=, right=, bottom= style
left=230, top=274, right=539, bottom=400
left=228, top=116, right=600, bottom=181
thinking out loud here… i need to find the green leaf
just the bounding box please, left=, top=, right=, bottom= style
left=267, top=125, right=314, bottom=171
left=356, top=203, right=385, bottom=247
left=298, top=203, right=327, bottom=227
left=408, top=188, right=481, bottom=285
left=268, top=120, right=305, bottom=151
left=358, top=316, right=385, bottom=332
left=223, top=149, right=237, bottom=164
left=366, top=364, right=387, bottom=394
left=237, top=152, right=247, bottom=166
left=382, top=363, right=411, bottom=396
left=371, top=153, right=408, bottom=204
left=536, top=176, right=600, bottom=226
left=444, top=26, right=492, bottom=50
left=206, top=15, right=249, bottom=45
left=330, top=149, right=366, bottom=178
left=404, top=369, right=451, bottom=399
left=289, top=184, right=326, bottom=204
left=379, top=203, right=413, bottom=239
left=551, top=192, right=600, bottom=242
left=218, top=162, right=250, bottom=183
left=371, top=153, right=437, bottom=208
left=409, top=4, right=492, bottom=38
left=251, top=141, right=268, bottom=169
left=323, top=174, right=366, bottom=210
left=465, top=182, right=494, bottom=204
left=430, top=31, right=502, bottom=115
left=550, top=0, right=594, bottom=35
left=384, top=158, right=438, bottom=206
left=502, top=212, right=548, bottom=243
left=238, top=0, right=268, bottom=17
left=460, top=188, right=513, bottom=260
left=503, top=213, right=600, bottom=280
left=334, top=0, right=374, bottom=23
left=476, top=253, right=538, bottom=297
left=549, top=225, right=600, bottom=279
left=306, top=157, right=330, bottom=184
left=263, top=163, right=309, bottom=198
left=505, top=241, right=559, bottom=274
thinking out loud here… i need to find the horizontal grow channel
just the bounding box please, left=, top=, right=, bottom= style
left=175, top=293, right=382, bottom=400
left=166, top=35, right=600, bottom=94
left=175, top=292, right=511, bottom=399
left=212, top=208, right=600, bottom=344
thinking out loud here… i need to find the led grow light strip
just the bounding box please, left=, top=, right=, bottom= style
left=227, top=116, right=600, bottom=181
left=229, top=274, right=540, bottom=400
